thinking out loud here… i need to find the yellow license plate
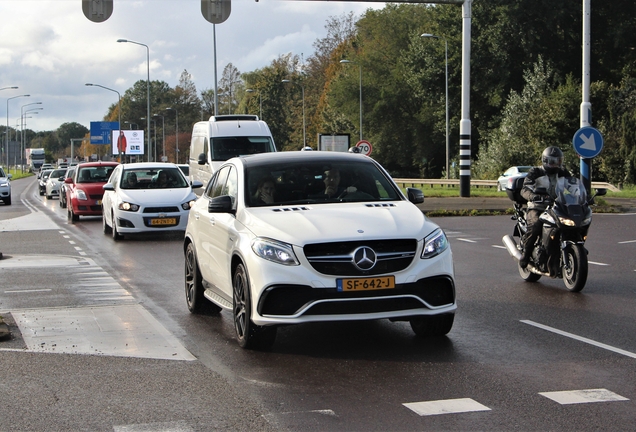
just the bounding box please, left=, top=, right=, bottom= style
left=150, top=218, right=176, bottom=226
left=337, top=276, right=395, bottom=292
left=97, top=200, right=102, bottom=205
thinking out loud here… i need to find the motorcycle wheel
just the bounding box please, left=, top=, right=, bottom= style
left=518, top=262, right=541, bottom=282
left=563, top=244, right=588, bottom=292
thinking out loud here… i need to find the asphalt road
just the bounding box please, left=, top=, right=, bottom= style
left=1, top=176, right=636, bottom=431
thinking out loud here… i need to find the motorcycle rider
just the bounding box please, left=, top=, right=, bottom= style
left=519, top=146, right=571, bottom=268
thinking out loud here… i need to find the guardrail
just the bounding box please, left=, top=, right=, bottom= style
left=393, top=178, right=621, bottom=192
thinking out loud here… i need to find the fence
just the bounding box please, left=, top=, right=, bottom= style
left=393, top=178, right=620, bottom=192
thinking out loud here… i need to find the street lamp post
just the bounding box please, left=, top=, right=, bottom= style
left=165, top=107, right=179, bottom=163
left=6, top=94, right=29, bottom=168
left=22, top=105, right=43, bottom=172
left=339, top=60, right=363, bottom=141
left=85, top=83, right=123, bottom=162
left=153, top=114, right=165, bottom=161
left=246, top=89, right=263, bottom=119
left=281, top=80, right=306, bottom=148
left=117, top=38, right=150, bottom=161
left=421, top=33, right=449, bottom=179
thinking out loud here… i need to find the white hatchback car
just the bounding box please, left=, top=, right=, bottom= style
left=102, top=163, right=203, bottom=240
left=184, top=152, right=456, bottom=349
left=45, top=168, right=67, bottom=199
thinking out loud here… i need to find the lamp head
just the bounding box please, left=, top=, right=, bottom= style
left=117, top=39, right=128, bottom=43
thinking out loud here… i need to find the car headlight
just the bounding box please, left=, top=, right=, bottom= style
left=251, top=238, right=299, bottom=266
left=76, top=189, right=88, bottom=200
left=0, top=181, right=8, bottom=187
left=181, top=199, right=197, bottom=210
left=118, top=202, right=140, bottom=212
left=421, top=228, right=449, bottom=259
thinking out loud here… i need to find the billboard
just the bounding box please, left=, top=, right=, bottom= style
left=110, top=130, right=145, bottom=155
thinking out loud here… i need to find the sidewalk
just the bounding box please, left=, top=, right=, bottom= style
left=416, top=196, right=636, bottom=213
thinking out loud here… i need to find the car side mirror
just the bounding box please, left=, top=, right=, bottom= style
left=64, top=178, right=74, bottom=184
left=208, top=195, right=234, bottom=214
left=191, top=180, right=204, bottom=189
left=406, top=187, right=424, bottom=204
left=197, top=152, right=207, bottom=165
left=103, top=183, right=115, bottom=191
left=7, top=174, right=12, bottom=180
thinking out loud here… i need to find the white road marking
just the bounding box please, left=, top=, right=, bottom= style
left=521, top=320, right=636, bottom=359
left=404, top=398, right=491, bottom=416
left=589, top=261, right=609, bottom=266
left=5, top=289, right=52, bottom=294
left=539, top=389, right=628, bottom=405
left=492, top=245, right=506, bottom=249
left=618, top=239, right=636, bottom=244
left=457, top=238, right=477, bottom=243
left=114, top=420, right=194, bottom=431
left=5, top=304, right=195, bottom=361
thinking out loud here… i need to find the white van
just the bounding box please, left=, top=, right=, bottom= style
left=189, top=115, right=277, bottom=186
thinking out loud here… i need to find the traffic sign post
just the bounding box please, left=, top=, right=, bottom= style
left=573, top=126, right=603, bottom=158
left=201, top=0, right=231, bottom=24
left=573, top=126, right=603, bottom=195
left=356, top=140, right=373, bottom=156
left=82, top=0, right=114, bottom=23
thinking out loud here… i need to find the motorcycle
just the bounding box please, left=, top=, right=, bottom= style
left=502, top=175, right=606, bottom=292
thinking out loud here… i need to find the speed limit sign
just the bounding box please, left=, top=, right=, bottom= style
left=356, top=140, right=373, bottom=156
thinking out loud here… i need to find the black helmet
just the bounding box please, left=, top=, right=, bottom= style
left=542, top=146, right=563, bottom=174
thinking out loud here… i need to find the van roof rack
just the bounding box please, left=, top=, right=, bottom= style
left=210, top=115, right=259, bottom=122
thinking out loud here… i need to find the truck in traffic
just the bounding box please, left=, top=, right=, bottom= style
left=26, top=148, right=46, bottom=172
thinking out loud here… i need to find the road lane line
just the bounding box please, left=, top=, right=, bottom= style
left=618, top=240, right=636, bottom=244
left=521, top=320, right=636, bottom=359
left=589, top=261, right=609, bottom=266
left=457, top=238, right=477, bottom=243
left=539, top=389, right=628, bottom=405
left=404, top=398, right=491, bottom=416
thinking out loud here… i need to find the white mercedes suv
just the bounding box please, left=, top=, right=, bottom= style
left=184, top=152, right=456, bottom=349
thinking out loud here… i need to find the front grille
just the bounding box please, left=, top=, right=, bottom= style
left=257, top=276, right=455, bottom=317
left=304, top=239, right=417, bottom=276
left=89, top=194, right=103, bottom=200
left=144, top=206, right=180, bottom=213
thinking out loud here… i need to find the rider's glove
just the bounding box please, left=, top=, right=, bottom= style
left=532, top=194, right=550, bottom=203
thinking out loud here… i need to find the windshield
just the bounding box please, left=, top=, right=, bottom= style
left=211, top=136, right=275, bottom=161
left=245, top=160, right=401, bottom=207
left=555, top=176, right=587, bottom=206
left=120, top=167, right=188, bottom=189
left=77, top=166, right=116, bottom=183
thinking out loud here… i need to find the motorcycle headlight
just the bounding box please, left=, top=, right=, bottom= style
left=252, top=238, right=299, bottom=266
left=558, top=217, right=576, bottom=227
left=421, top=228, right=449, bottom=259
left=118, top=202, right=140, bottom=212
left=76, top=189, right=88, bottom=201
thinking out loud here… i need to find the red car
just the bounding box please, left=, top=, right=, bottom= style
left=65, top=161, right=119, bottom=223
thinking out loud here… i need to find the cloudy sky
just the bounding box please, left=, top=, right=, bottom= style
left=0, top=0, right=384, bottom=132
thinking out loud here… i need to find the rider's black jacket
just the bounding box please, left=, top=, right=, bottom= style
left=520, top=166, right=571, bottom=211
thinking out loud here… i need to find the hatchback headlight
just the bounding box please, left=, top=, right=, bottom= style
left=251, top=238, right=299, bottom=266
left=118, top=202, right=140, bottom=212
left=421, top=228, right=449, bottom=259
left=0, top=181, right=8, bottom=187
left=76, top=189, right=88, bottom=201
left=181, top=199, right=196, bottom=210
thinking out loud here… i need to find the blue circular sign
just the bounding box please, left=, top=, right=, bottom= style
left=573, top=126, right=603, bottom=158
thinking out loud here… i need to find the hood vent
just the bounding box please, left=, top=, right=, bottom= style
left=365, top=203, right=396, bottom=208
left=272, top=207, right=310, bottom=212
